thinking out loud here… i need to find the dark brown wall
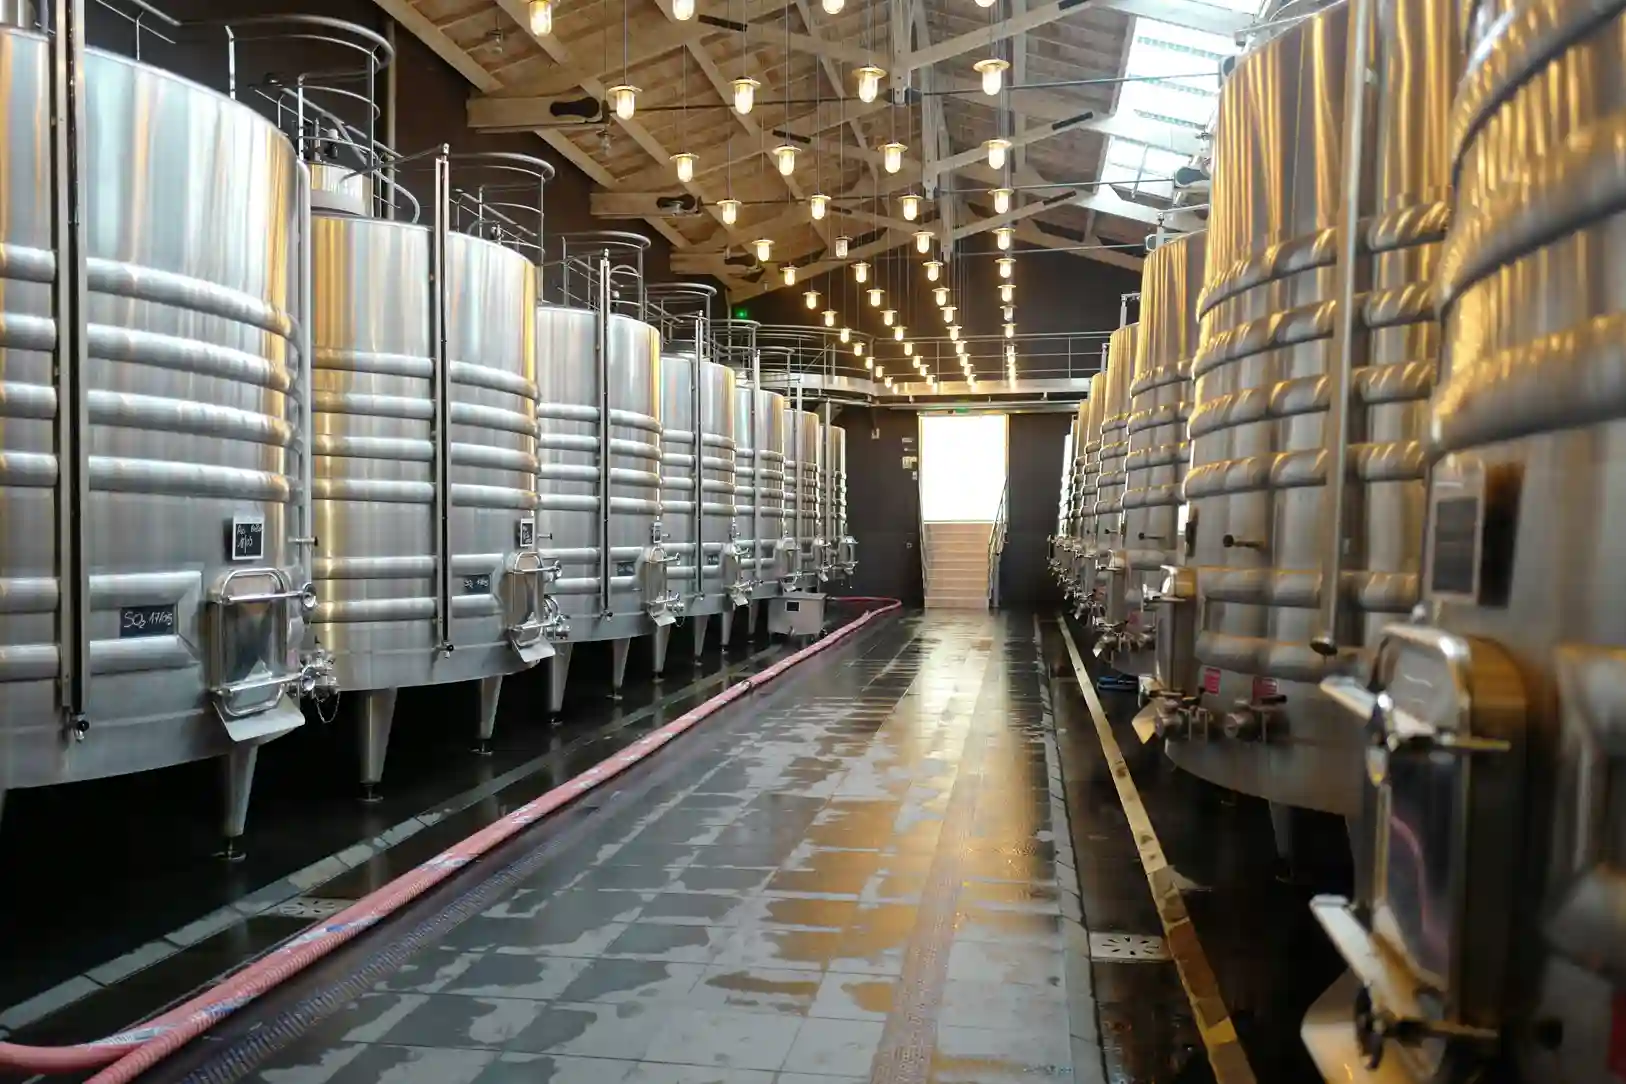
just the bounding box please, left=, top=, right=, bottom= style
left=90, top=0, right=694, bottom=282
left=829, top=406, right=924, bottom=606
left=998, top=411, right=1071, bottom=607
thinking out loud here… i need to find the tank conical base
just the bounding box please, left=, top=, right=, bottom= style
left=220, top=743, right=260, bottom=860
left=719, top=608, right=735, bottom=649
left=474, top=674, right=503, bottom=755
left=358, top=688, right=399, bottom=799
left=610, top=638, right=631, bottom=699
left=547, top=643, right=574, bottom=715
left=691, top=614, right=710, bottom=660
left=651, top=624, right=672, bottom=679
left=746, top=600, right=760, bottom=637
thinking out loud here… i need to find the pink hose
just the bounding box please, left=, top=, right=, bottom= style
left=0, top=599, right=900, bottom=1081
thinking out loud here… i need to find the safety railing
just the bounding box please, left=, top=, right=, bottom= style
left=988, top=481, right=1009, bottom=608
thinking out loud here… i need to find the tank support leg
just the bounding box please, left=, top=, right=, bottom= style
left=219, top=743, right=260, bottom=863
left=746, top=600, right=760, bottom=638
left=719, top=608, right=735, bottom=649
left=609, top=638, right=631, bottom=700
left=358, top=688, right=398, bottom=803
left=547, top=642, right=574, bottom=716
left=651, top=624, right=672, bottom=679
left=691, top=614, right=710, bottom=661
left=474, top=674, right=503, bottom=756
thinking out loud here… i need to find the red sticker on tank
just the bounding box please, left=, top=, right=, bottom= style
left=1252, top=676, right=1279, bottom=700
left=1200, top=667, right=1221, bottom=695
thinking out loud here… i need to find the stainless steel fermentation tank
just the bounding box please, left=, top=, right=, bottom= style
left=786, top=409, right=826, bottom=585
left=826, top=423, right=855, bottom=580
left=307, top=149, right=554, bottom=798
left=1098, top=233, right=1206, bottom=678
left=1067, top=373, right=1105, bottom=611
left=1155, top=0, right=1442, bottom=819
left=533, top=233, right=672, bottom=712
left=1090, top=324, right=1135, bottom=626
left=730, top=380, right=791, bottom=638
left=0, top=11, right=338, bottom=846
left=1303, top=0, right=1622, bottom=1078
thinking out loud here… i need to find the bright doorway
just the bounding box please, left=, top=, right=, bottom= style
left=919, top=413, right=1008, bottom=522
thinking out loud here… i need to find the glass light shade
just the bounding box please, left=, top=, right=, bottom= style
left=1002, top=304, right=1015, bottom=320
left=943, top=305, right=957, bottom=322
left=608, top=84, right=639, bottom=119
left=855, top=65, right=885, bottom=104
left=885, top=376, right=894, bottom=389
left=947, top=324, right=960, bottom=340
left=924, top=260, right=941, bottom=282
left=995, top=226, right=1014, bottom=250
left=974, top=57, right=1010, bottom=96
left=1005, top=322, right=1016, bottom=338
left=854, top=341, right=865, bottom=356
left=731, top=76, right=759, bottom=114
left=955, top=340, right=967, bottom=355
left=900, top=194, right=921, bottom=221
left=881, top=141, right=906, bottom=174
left=773, top=144, right=798, bottom=176
left=868, top=287, right=883, bottom=307
left=671, top=152, right=697, bottom=182
left=992, top=187, right=1013, bottom=214
left=718, top=198, right=740, bottom=225
left=809, top=193, right=829, bottom=220
left=823, top=308, right=836, bottom=326
left=781, top=265, right=797, bottom=286
left=874, top=365, right=884, bottom=378
left=893, top=326, right=905, bottom=341
left=528, top=0, right=553, bottom=35
left=853, top=260, right=869, bottom=283
left=904, top=341, right=914, bottom=356
left=1005, top=345, right=1016, bottom=360
left=882, top=308, right=896, bottom=326
left=975, top=0, right=994, bottom=7
left=996, top=255, right=1015, bottom=279
left=985, top=138, right=1011, bottom=170
left=933, top=286, right=948, bottom=306
left=999, top=282, right=1014, bottom=302
left=672, top=0, right=695, bottom=17
left=835, top=235, right=850, bottom=258
left=839, top=326, right=851, bottom=342
left=804, top=289, right=819, bottom=309
left=753, top=237, right=773, bottom=261
left=914, top=230, right=933, bottom=254
left=864, top=357, right=874, bottom=370
left=822, top=0, right=843, bottom=11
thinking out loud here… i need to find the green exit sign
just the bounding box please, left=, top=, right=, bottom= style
left=954, top=406, right=970, bottom=414
left=732, top=306, right=749, bottom=320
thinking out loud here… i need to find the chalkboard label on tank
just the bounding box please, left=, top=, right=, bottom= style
left=230, top=515, right=265, bottom=562
left=705, top=553, right=721, bottom=567
left=615, top=560, right=637, bottom=577
left=120, top=604, right=176, bottom=638
left=462, top=574, right=493, bottom=594
left=518, top=517, right=536, bottom=549
left=1430, top=496, right=1480, bottom=597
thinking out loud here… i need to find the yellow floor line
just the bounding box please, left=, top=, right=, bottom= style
left=1056, top=615, right=1258, bottom=1084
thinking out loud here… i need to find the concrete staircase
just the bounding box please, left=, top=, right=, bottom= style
left=924, top=521, right=994, bottom=609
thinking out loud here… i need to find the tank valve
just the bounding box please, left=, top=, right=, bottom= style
left=1223, top=694, right=1286, bottom=742
left=1151, top=694, right=1202, bottom=741
left=1222, top=534, right=1265, bottom=550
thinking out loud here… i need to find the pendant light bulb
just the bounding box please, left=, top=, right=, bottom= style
left=974, top=57, right=1010, bottom=96
left=853, top=260, right=869, bottom=284
left=904, top=341, right=914, bottom=356
left=822, top=0, right=844, bottom=13
left=855, top=341, right=865, bottom=357
left=881, top=308, right=896, bottom=327
left=753, top=237, right=773, bottom=262
left=854, top=65, right=885, bottom=104
left=881, top=141, right=906, bottom=174
left=893, top=326, right=905, bottom=341
left=1005, top=322, right=1016, bottom=338
left=1003, top=304, right=1015, bottom=320
left=933, top=286, right=948, bottom=306
left=943, top=305, right=957, bottom=323
left=955, top=340, right=967, bottom=355
left=948, top=323, right=960, bottom=341
left=608, top=84, right=639, bottom=120
left=672, top=0, right=696, bottom=17
left=731, top=76, right=759, bottom=114
left=914, top=230, right=933, bottom=254
left=718, top=198, right=739, bottom=225
left=671, top=152, right=697, bottom=183
left=782, top=265, right=797, bottom=286
left=773, top=144, right=798, bottom=177
left=985, top=138, right=1011, bottom=170
left=924, top=260, right=941, bottom=282
left=995, top=226, right=1014, bottom=251
left=809, top=193, right=829, bottom=221
left=528, top=0, right=553, bottom=35
left=900, top=194, right=921, bottom=221
left=999, top=282, right=1014, bottom=303
left=840, top=325, right=851, bottom=343
left=1006, top=344, right=1016, bottom=361
left=868, top=287, right=883, bottom=307
left=996, top=255, right=1015, bottom=279
left=805, top=289, right=820, bottom=310
left=874, top=365, right=884, bottom=378
left=823, top=308, right=836, bottom=327
left=835, top=235, right=850, bottom=259
left=991, top=187, right=1013, bottom=214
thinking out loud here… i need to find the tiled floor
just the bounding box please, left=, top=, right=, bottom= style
left=236, top=613, right=1098, bottom=1084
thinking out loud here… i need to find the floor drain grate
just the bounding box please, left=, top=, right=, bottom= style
left=273, top=897, right=354, bottom=920
left=1088, top=932, right=1170, bottom=961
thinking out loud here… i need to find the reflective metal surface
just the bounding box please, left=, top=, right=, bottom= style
left=0, top=32, right=305, bottom=796
left=1069, top=373, right=1106, bottom=604
left=534, top=306, right=665, bottom=639
left=1092, top=323, right=1136, bottom=636
left=786, top=409, right=825, bottom=584
left=827, top=424, right=856, bottom=577
left=732, top=385, right=789, bottom=595
left=310, top=218, right=540, bottom=690
left=659, top=353, right=739, bottom=617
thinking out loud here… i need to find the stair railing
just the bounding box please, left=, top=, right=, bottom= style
left=988, top=482, right=1009, bottom=608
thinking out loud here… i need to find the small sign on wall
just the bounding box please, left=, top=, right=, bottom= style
left=901, top=455, right=917, bottom=469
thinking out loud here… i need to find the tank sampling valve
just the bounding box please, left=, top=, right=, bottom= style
left=1151, top=693, right=1204, bottom=741
left=1223, top=693, right=1286, bottom=742
left=1222, top=534, right=1265, bottom=550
